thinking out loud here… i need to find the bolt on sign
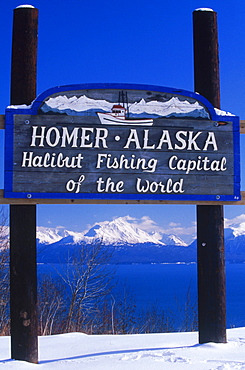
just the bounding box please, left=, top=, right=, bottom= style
left=4, top=83, right=240, bottom=201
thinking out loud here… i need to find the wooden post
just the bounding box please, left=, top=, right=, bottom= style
left=10, top=5, right=38, bottom=363
left=193, top=8, right=227, bottom=343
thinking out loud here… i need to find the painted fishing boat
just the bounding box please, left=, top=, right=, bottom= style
left=97, top=104, right=153, bottom=126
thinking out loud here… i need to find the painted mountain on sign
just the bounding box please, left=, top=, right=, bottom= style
left=41, top=94, right=209, bottom=119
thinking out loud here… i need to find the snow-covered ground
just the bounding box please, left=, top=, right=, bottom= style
left=1, top=328, right=245, bottom=369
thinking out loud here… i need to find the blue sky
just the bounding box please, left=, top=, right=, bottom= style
left=1, top=0, right=245, bottom=238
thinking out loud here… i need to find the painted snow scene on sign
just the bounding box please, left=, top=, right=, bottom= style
left=40, top=89, right=210, bottom=121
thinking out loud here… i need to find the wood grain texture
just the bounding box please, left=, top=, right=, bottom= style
left=1, top=116, right=245, bottom=131
left=6, top=114, right=237, bottom=198
left=9, top=6, right=38, bottom=364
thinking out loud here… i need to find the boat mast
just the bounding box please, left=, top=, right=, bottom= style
left=119, top=91, right=129, bottom=117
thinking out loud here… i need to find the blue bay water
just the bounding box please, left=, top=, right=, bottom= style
left=115, top=263, right=245, bottom=329
left=38, top=263, right=245, bottom=330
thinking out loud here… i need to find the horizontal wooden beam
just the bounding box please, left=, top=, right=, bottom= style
left=1, top=115, right=245, bottom=132
left=0, top=189, right=245, bottom=205
left=240, top=120, right=245, bottom=134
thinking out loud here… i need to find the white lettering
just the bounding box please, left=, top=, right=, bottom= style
left=21, top=152, right=84, bottom=168
left=61, top=127, right=79, bottom=147
left=21, top=151, right=33, bottom=167
left=123, top=129, right=141, bottom=149
left=80, top=127, right=93, bottom=148
left=96, top=177, right=124, bottom=192
left=46, top=127, right=61, bottom=147
left=175, top=131, right=187, bottom=150
left=168, top=155, right=227, bottom=174
left=96, top=153, right=157, bottom=173
left=143, top=130, right=155, bottom=149
left=94, top=128, right=108, bottom=148
left=156, top=130, right=173, bottom=150
left=187, top=131, right=202, bottom=150
left=66, top=175, right=85, bottom=193
left=136, top=178, right=184, bottom=193
left=30, top=126, right=109, bottom=148
left=30, top=126, right=46, bottom=147
left=203, top=132, right=218, bottom=151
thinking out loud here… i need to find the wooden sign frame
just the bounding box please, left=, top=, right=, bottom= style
left=4, top=83, right=240, bottom=202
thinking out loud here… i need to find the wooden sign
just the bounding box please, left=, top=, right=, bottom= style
left=4, top=83, right=240, bottom=201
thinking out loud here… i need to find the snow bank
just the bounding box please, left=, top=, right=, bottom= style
left=1, top=327, right=245, bottom=369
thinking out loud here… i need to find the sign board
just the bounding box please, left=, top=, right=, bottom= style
left=4, top=83, right=240, bottom=201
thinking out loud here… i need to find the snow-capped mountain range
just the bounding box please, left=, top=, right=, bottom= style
left=37, top=216, right=187, bottom=247
left=36, top=216, right=245, bottom=264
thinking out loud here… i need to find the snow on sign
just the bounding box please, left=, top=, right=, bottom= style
left=4, top=83, right=240, bottom=201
